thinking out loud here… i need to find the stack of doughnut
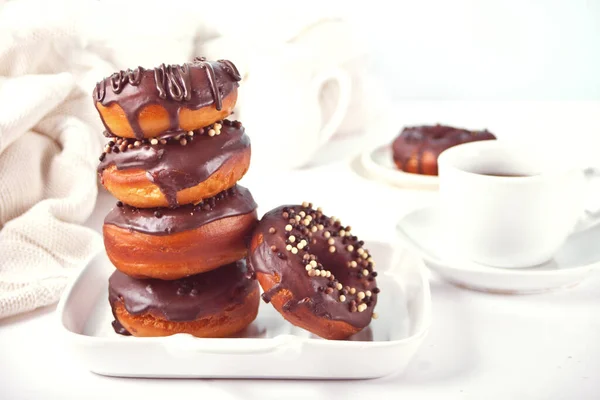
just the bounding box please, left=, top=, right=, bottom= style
left=94, top=57, right=260, bottom=338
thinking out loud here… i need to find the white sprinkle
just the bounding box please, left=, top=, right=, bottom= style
left=336, top=283, right=343, bottom=290
left=289, top=235, right=296, bottom=243
left=327, top=238, right=335, bottom=245
left=347, top=245, right=354, bottom=252
left=357, top=292, right=365, bottom=300
left=285, top=225, right=293, bottom=232
left=358, top=304, right=367, bottom=312
left=366, top=290, right=372, bottom=297
left=339, top=295, right=346, bottom=302
left=362, top=269, right=369, bottom=276
left=285, top=244, right=292, bottom=251
left=372, top=312, right=378, bottom=319
left=291, top=247, right=298, bottom=254
left=349, top=288, right=356, bottom=295
left=305, top=264, right=312, bottom=271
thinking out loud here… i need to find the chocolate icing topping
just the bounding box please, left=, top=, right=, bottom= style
left=109, top=260, right=256, bottom=334
left=104, top=185, right=257, bottom=235
left=93, top=58, right=241, bottom=138
left=247, top=205, right=378, bottom=330
left=392, top=124, right=496, bottom=175
left=98, top=122, right=250, bottom=207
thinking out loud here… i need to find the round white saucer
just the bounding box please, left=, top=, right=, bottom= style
left=360, top=145, right=439, bottom=190
left=396, top=206, right=600, bottom=294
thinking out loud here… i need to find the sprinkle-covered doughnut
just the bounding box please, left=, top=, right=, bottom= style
left=98, top=119, right=250, bottom=208
left=248, top=203, right=379, bottom=340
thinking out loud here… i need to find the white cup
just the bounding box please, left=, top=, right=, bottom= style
left=234, top=50, right=351, bottom=170
left=437, top=140, right=594, bottom=268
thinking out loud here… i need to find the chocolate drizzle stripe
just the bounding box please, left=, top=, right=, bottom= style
left=201, top=61, right=221, bottom=111
left=218, top=59, right=242, bottom=81
left=93, top=79, right=106, bottom=102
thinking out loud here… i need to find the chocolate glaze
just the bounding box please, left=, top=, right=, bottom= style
left=392, top=124, right=496, bottom=175
left=111, top=319, right=131, bottom=336
left=93, top=58, right=241, bottom=139
left=109, top=260, right=256, bottom=334
left=97, top=122, right=250, bottom=207
left=247, top=205, right=378, bottom=330
left=104, top=185, right=257, bottom=235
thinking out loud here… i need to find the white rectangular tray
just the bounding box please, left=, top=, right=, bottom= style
left=58, top=241, right=431, bottom=379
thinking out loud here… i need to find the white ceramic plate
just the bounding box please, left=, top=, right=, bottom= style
left=359, top=145, right=439, bottom=190
left=396, top=206, right=600, bottom=294
left=58, top=241, right=431, bottom=379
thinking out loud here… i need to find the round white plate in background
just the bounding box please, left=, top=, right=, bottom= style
left=360, top=145, right=439, bottom=190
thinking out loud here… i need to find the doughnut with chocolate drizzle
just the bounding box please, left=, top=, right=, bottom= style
left=94, top=57, right=241, bottom=139
left=109, top=260, right=260, bottom=337
left=103, top=185, right=258, bottom=280
left=248, top=203, right=378, bottom=340
left=98, top=120, right=250, bottom=208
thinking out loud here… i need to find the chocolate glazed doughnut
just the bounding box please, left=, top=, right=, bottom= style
left=109, top=260, right=260, bottom=337
left=248, top=203, right=379, bottom=340
left=104, top=185, right=258, bottom=280
left=94, top=57, right=241, bottom=139
left=98, top=120, right=250, bottom=208
left=392, top=124, right=496, bottom=176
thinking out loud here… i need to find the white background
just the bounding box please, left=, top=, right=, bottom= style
left=346, top=0, right=600, bottom=101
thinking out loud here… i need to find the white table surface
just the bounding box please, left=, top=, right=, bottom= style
left=2, top=159, right=599, bottom=400
left=2, top=101, right=600, bottom=399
